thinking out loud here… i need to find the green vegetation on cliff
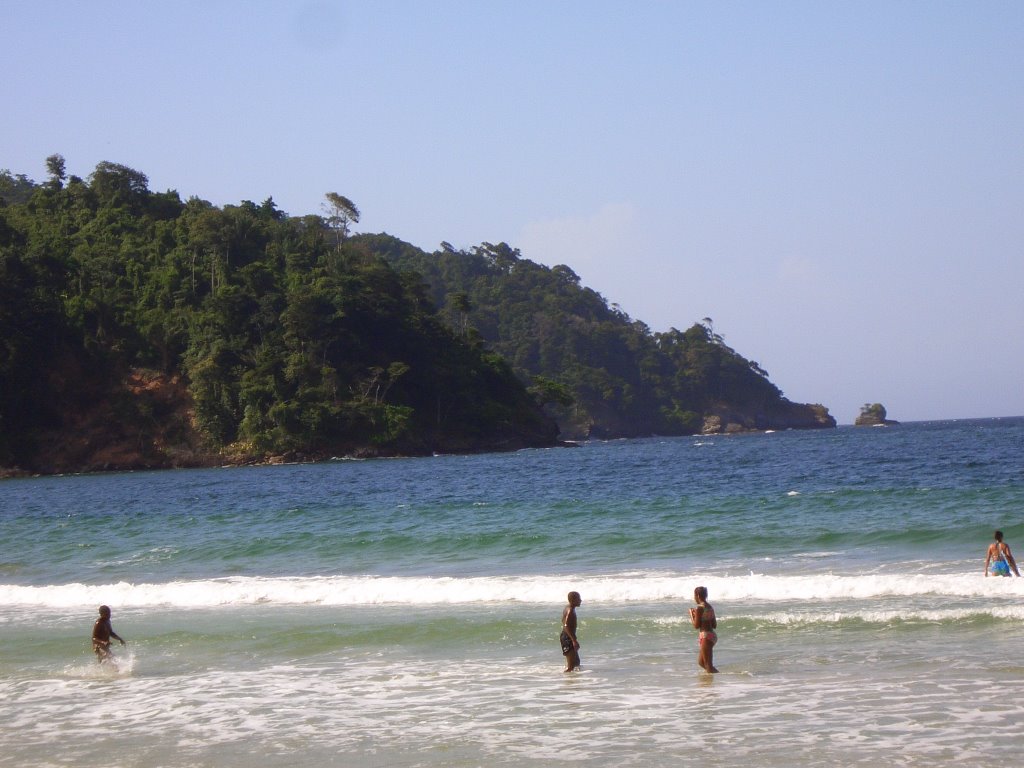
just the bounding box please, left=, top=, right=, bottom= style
left=363, top=236, right=834, bottom=438
left=0, top=158, right=833, bottom=474
left=0, top=160, right=556, bottom=472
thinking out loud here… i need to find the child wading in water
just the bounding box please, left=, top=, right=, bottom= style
left=560, top=591, right=582, bottom=672
left=92, top=605, right=126, bottom=663
left=689, top=586, right=718, bottom=673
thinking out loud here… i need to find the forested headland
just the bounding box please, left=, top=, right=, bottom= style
left=0, top=157, right=833, bottom=476
left=365, top=236, right=834, bottom=439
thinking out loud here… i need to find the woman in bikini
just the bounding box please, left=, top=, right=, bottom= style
left=689, top=585, right=718, bottom=673
left=985, top=530, right=1020, bottom=577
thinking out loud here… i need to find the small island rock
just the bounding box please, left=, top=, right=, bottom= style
left=855, top=403, right=899, bottom=427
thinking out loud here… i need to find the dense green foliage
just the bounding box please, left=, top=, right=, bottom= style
left=0, top=157, right=833, bottom=471
left=363, top=237, right=827, bottom=438
left=0, top=160, right=556, bottom=469
left=860, top=403, right=888, bottom=421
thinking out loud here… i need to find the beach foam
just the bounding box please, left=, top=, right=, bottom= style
left=4, top=570, right=1023, bottom=609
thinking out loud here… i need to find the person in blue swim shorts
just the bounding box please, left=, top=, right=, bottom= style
left=985, top=530, right=1019, bottom=577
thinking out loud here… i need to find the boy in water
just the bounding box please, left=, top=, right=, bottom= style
left=560, top=591, right=582, bottom=672
left=92, top=605, right=126, bottom=663
left=689, top=586, right=718, bottom=673
left=985, top=530, right=1019, bottom=577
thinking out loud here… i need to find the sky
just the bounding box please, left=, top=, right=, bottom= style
left=4, top=1, right=1023, bottom=425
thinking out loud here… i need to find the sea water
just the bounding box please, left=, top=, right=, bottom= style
left=1, top=418, right=1023, bottom=766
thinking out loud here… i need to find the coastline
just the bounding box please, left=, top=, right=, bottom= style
left=0, top=439, right=585, bottom=480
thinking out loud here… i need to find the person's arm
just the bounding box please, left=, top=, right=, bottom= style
left=689, top=605, right=703, bottom=629
left=985, top=546, right=992, bottom=577
left=109, top=624, right=126, bottom=646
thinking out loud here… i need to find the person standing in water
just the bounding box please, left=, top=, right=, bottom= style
left=560, top=591, right=582, bottom=672
left=92, top=605, right=126, bottom=663
left=689, top=586, right=718, bottom=673
left=985, top=530, right=1019, bottom=577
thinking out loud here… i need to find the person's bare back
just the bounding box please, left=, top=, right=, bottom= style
left=985, top=530, right=1019, bottom=577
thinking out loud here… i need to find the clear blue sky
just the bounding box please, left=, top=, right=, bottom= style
left=5, top=1, right=1023, bottom=424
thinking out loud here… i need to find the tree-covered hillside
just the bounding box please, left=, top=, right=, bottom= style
left=0, top=159, right=558, bottom=473
left=0, top=157, right=834, bottom=474
left=363, top=236, right=834, bottom=439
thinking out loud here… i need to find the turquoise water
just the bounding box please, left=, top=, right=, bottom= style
left=1, top=419, right=1023, bottom=766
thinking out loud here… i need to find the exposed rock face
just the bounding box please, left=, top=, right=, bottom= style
left=701, top=402, right=836, bottom=435
left=5, top=368, right=562, bottom=476
left=568, top=397, right=836, bottom=440
left=2, top=366, right=837, bottom=475
left=855, top=403, right=899, bottom=427
left=28, top=370, right=217, bottom=475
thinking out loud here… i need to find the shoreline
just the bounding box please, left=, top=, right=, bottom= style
left=0, top=439, right=586, bottom=481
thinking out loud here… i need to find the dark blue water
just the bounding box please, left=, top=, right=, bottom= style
left=2, top=419, right=1022, bottom=586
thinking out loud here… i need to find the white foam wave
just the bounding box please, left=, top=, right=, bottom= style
left=708, top=572, right=1024, bottom=601
left=3, top=571, right=1023, bottom=609
left=730, top=604, right=1024, bottom=625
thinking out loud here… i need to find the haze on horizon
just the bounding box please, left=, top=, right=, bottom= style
left=4, top=1, right=1022, bottom=425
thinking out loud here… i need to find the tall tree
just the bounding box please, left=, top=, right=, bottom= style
left=322, top=192, right=360, bottom=243
left=45, top=154, right=67, bottom=189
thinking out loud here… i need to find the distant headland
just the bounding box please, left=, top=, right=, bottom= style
left=0, top=158, right=836, bottom=476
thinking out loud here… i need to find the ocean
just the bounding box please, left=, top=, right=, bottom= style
left=2, top=418, right=1023, bottom=767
